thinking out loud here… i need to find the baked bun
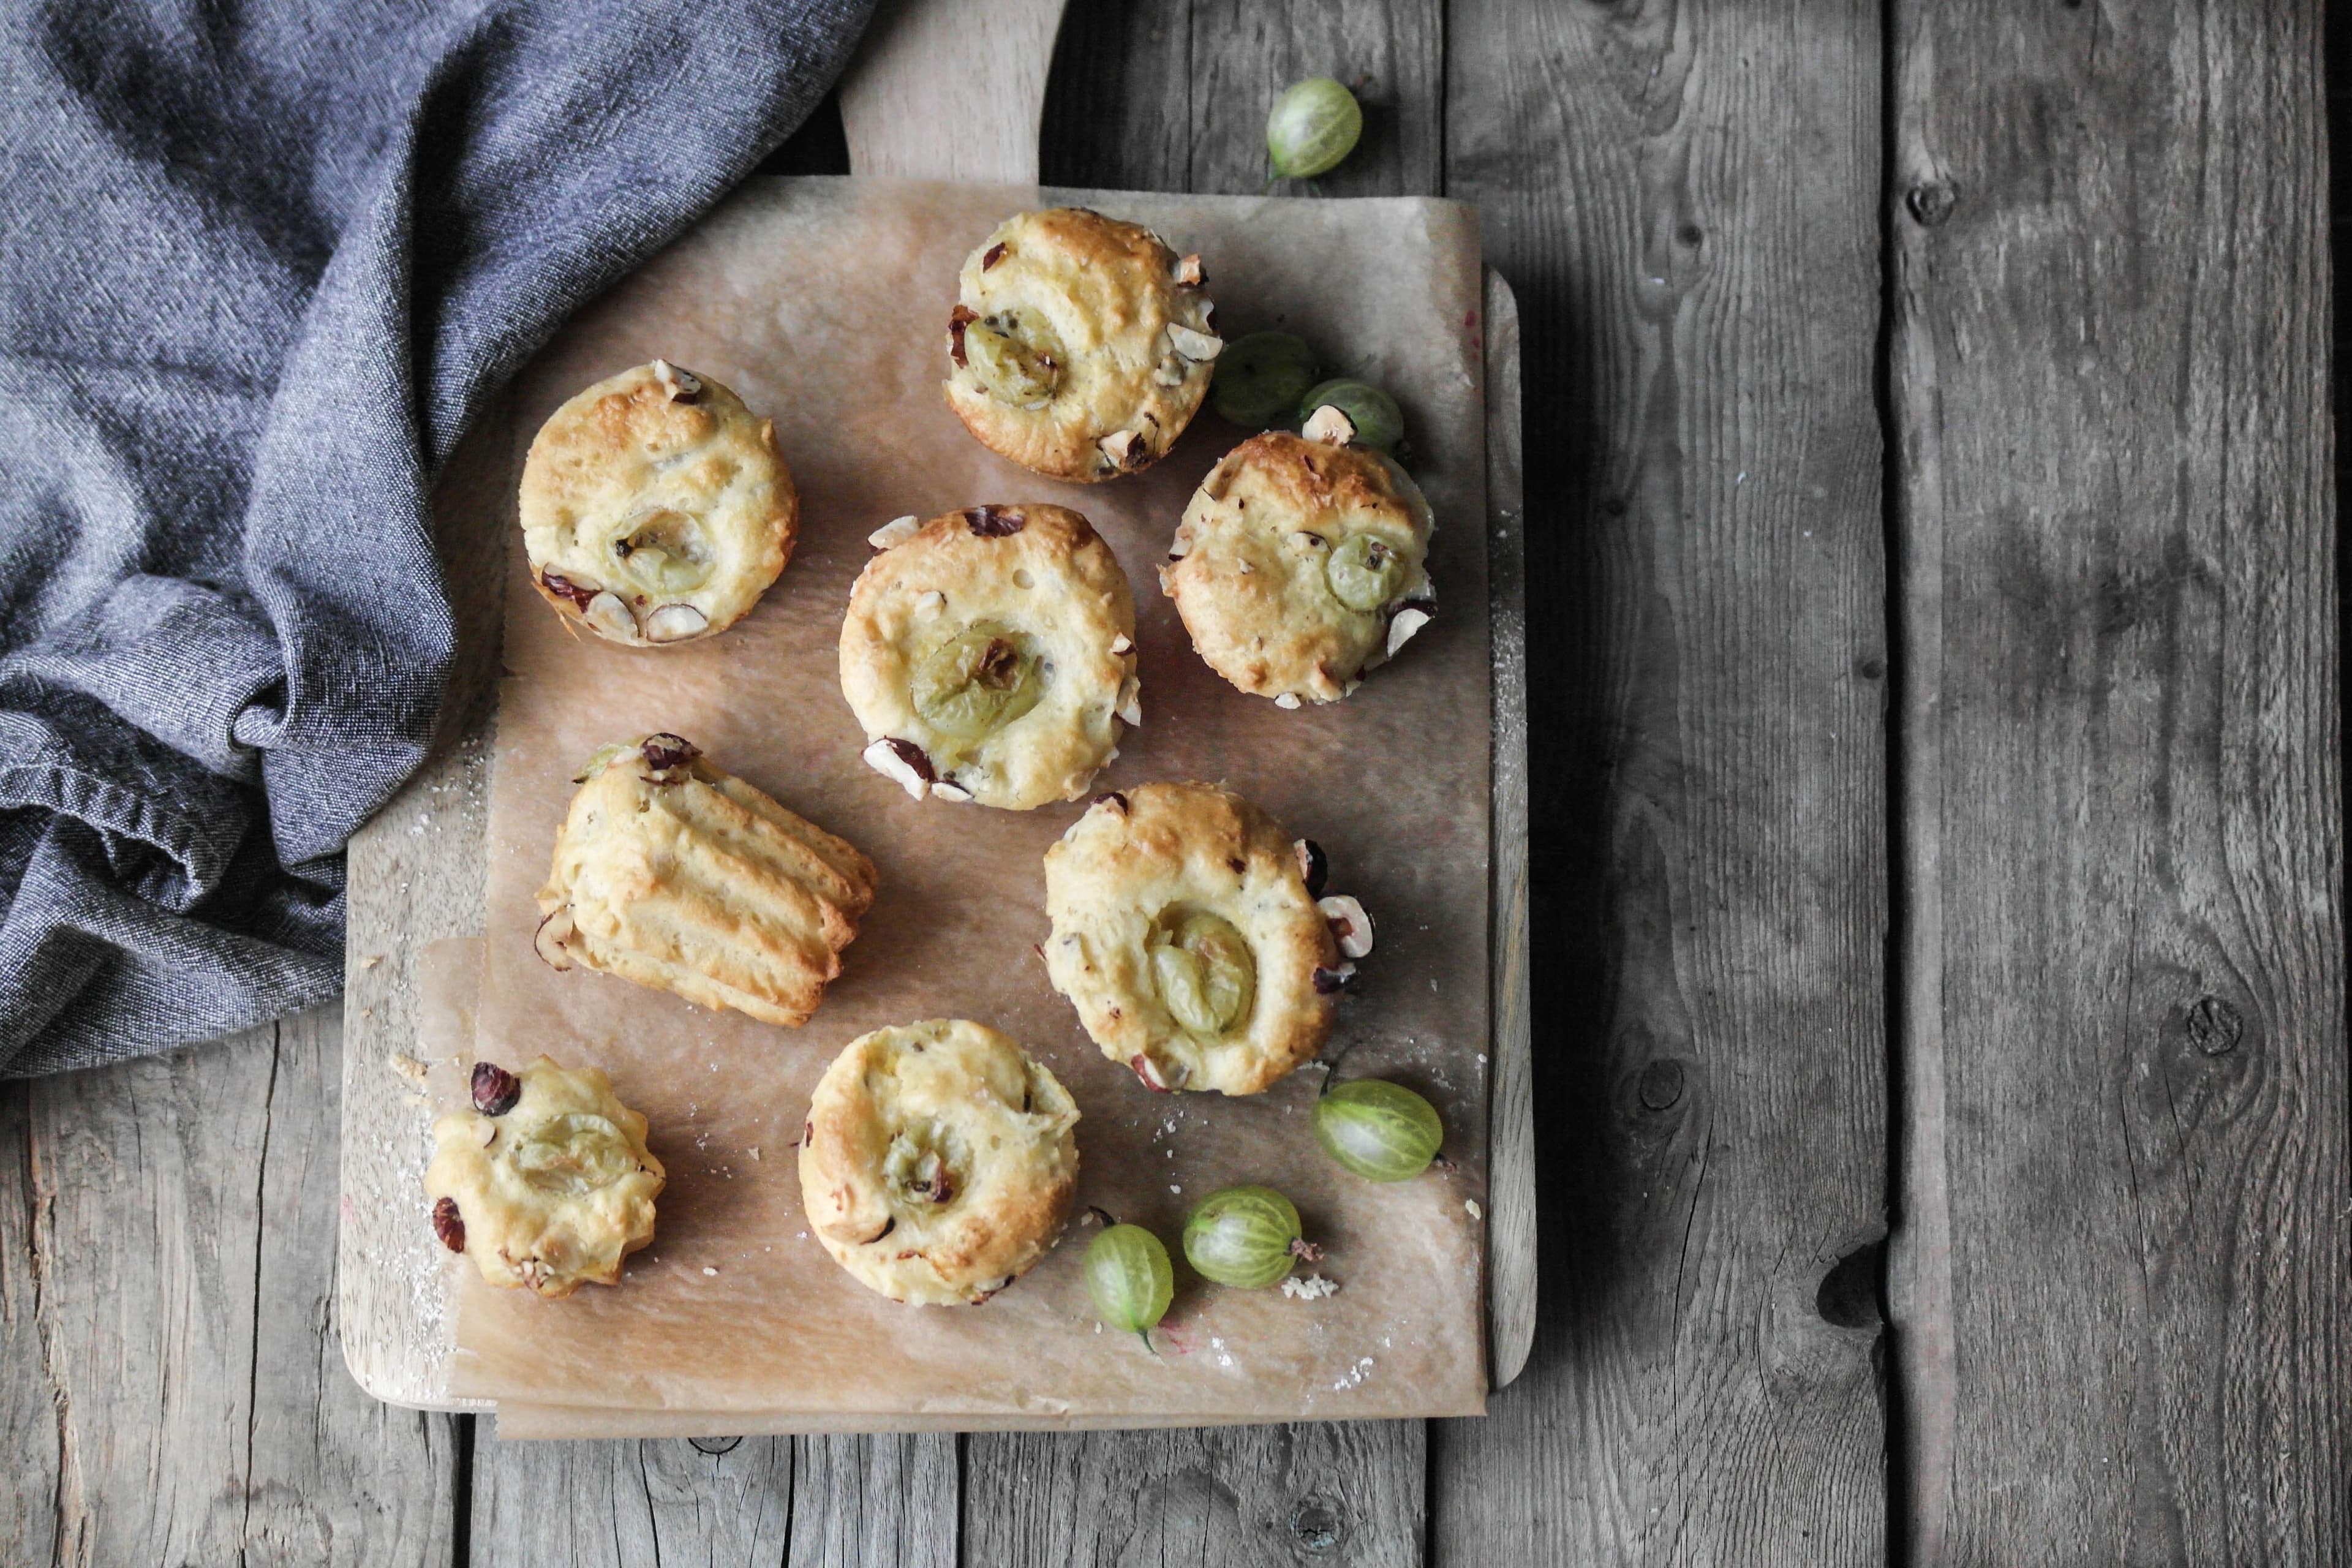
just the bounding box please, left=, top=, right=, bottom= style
left=943, top=208, right=1220, bottom=482
left=1161, top=431, right=1436, bottom=706
left=423, top=1057, right=665, bottom=1298
left=519, top=360, right=796, bottom=646
left=535, top=735, right=878, bottom=1027
left=799, top=1020, right=1081, bottom=1306
left=1042, top=782, right=1359, bottom=1096
left=841, top=504, right=1137, bottom=811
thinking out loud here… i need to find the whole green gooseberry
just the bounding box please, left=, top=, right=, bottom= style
left=1183, top=1185, right=1303, bottom=1289
left=1313, top=1079, right=1444, bottom=1182
left=1085, top=1223, right=1174, bottom=1349
left=1296, top=379, right=1404, bottom=452
left=1213, top=331, right=1319, bottom=428
left=1267, top=77, right=1363, bottom=180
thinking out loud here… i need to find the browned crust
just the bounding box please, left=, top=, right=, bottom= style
left=519, top=362, right=797, bottom=645
left=1043, top=781, right=1340, bottom=1096
left=535, top=739, right=878, bottom=1027
left=1163, top=432, right=1432, bottom=704
left=941, top=208, right=1215, bottom=483
left=798, top=1021, right=1080, bottom=1305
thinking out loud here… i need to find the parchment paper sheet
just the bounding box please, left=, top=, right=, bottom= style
left=446, top=179, right=1490, bottom=1427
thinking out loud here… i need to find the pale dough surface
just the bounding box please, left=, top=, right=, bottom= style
left=520, top=359, right=796, bottom=645
left=1163, top=432, right=1436, bottom=704
left=1042, top=782, right=1340, bottom=1096
left=536, top=736, right=878, bottom=1026
left=423, top=1057, right=665, bottom=1299
left=840, top=504, right=1136, bottom=810
left=944, top=207, right=1219, bottom=482
left=799, top=1019, right=1082, bottom=1306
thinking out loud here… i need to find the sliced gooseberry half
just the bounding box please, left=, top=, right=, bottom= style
left=963, top=311, right=1066, bottom=405
left=605, top=508, right=715, bottom=597
left=507, top=1113, right=636, bottom=1197
left=912, top=622, right=1044, bottom=740
left=1325, top=532, right=1407, bottom=612
left=1148, top=910, right=1256, bottom=1039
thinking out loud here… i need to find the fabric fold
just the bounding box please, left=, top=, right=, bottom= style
left=0, top=0, right=875, bottom=1074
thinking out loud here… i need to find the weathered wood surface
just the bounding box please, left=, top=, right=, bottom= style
left=1430, top=1, right=1895, bottom=1562
left=1041, top=0, right=1443, bottom=199
left=944, top=7, right=1446, bottom=1562
left=840, top=0, right=1068, bottom=184
left=9, top=0, right=2350, bottom=1562
left=965, top=1422, right=1423, bottom=1566
left=470, top=1433, right=959, bottom=1566
left=1888, top=1, right=2348, bottom=1561
left=1, top=1012, right=460, bottom=1567
left=1480, top=265, right=1536, bottom=1385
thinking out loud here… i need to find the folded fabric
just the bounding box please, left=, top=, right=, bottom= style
left=0, top=0, right=874, bottom=1074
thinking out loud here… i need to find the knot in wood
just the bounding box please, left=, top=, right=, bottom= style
left=1815, top=1242, right=1883, bottom=1330
left=1637, top=1058, right=1685, bottom=1111
left=1289, top=1496, right=1342, bottom=1552
left=690, top=1434, right=744, bottom=1455
left=1906, top=181, right=1958, bottom=228
left=2185, top=995, right=2244, bottom=1056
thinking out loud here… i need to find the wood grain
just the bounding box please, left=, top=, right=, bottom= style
left=963, top=1422, right=1423, bottom=1566
left=1482, top=267, right=1536, bottom=1387
left=1888, top=1, right=2348, bottom=1559
left=966, top=9, right=1450, bottom=1560
left=248, top=1008, right=467, bottom=1567
left=4, top=1017, right=457, bottom=1567
left=788, top=1434, right=959, bottom=1567
left=470, top=1432, right=959, bottom=1566
left=1431, top=1, right=1892, bottom=1562
left=1041, top=0, right=1442, bottom=197
left=0, top=1082, right=62, bottom=1564
left=472, top=1436, right=796, bottom=1565
left=839, top=0, right=1070, bottom=183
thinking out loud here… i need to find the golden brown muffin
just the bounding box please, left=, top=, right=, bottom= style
left=423, top=1057, right=665, bottom=1298
left=535, top=735, right=878, bottom=1027
left=1161, top=430, right=1436, bottom=706
left=519, top=360, right=796, bottom=646
left=1042, top=782, right=1370, bottom=1096
left=840, top=504, right=1137, bottom=810
left=943, top=208, right=1220, bottom=482
left=799, top=1020, right=1081, bottom=1306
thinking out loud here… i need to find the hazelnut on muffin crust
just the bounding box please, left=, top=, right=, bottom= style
left=841, top=504, right=1137, bottom=810
left=519, top=360, right=796, bottom=646
left=943, top=208, right=1220, bottom=481
left=1161, top=428, right=1435, bottom=706
left=423, top=1057, right=665, bottom=1299
left=1043, top=782, right=1374, bottom=1096
left=799, top=1020, right=1080, bottom=1306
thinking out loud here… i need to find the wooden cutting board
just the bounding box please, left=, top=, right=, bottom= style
left=336, top=0, right=1530, bottom=1419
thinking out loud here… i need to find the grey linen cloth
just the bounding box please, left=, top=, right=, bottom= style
left=0, top=0, right=873, bottom=1074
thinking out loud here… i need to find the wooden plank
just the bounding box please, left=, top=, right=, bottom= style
left=1037, top=0, right=1193, bottom=193
left=472, top=1436, right=796, bottom=1565
left=839, top=0, right=1069, bottom=183
left=963, top=1422, right=1424, bottom=1566
left=1482, top=267, right=1536, bottom=1387
left=5, top=1019, right=456, bottom=1566
left=0, top=1084, right=62, bottom=1564
left=1430, top=2, right=1892, bottom=1563
left=470, top=1432, right=957, bottom=1566
left=962, top=10, right=1447, bottom=1562
left=789, top=1434, right=959, bottom=1567
left=339, top=398, right=511, bottom=1412
left=1041, top=0, right=1442, bottom=197
left=1888, top=1, right=2348, bottom=1559
left=247, top=1008, right=467, bottom=1567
